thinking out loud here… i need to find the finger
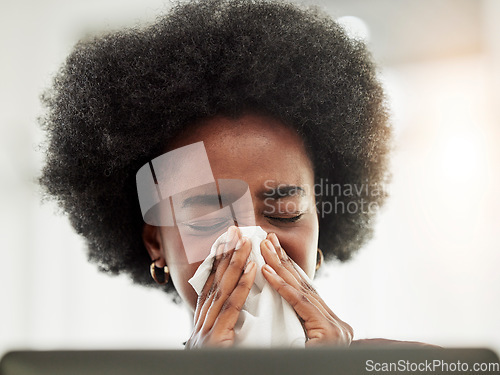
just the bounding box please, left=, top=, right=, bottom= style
left=263, top=243, right=353, bottom=345
left=194, top=242, right=225, bottom=323
left=266, top=233, right=315, bottom=293
left=213, top=261, right=257, bottom=334
left=261, top=236, right=332, bottom=321
left=262, top=264, right=323, bottom=326
left=260, top=239, right=303, bottom=290
left=202, top=237, right=252, bottom=332
left=265, top=233, right=331, bottom=318
left=194, top=226, right=241, bottom=325
left=273, top=235, right=302, bottom=281
left=223, top=225, right=241, bottom=253
left=267, top=233, right=303, bottom=280
left=195, top=243, right=236, bottom=331
left=213, top=226, right=242, bottom=281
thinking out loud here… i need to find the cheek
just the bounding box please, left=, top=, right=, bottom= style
left=159, top=227, right=205, bottom=310
left=276, top=216, right=319, bottom=278
left=169, top=262, right=201, bottom=309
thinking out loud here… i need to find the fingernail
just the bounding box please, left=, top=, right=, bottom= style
left=244, top=261, right=255, bottom=274
left=227, top=225, right=237, bottom=242
left=265, top=240, right=275, bottom=252
left=224, top=226, right=238, bottom=252
left=235, top=237, right=246, bottom=250
left=270, top=233, right=280, bottom=248
left=263, top=264, right=277, bottom=275
left=265, top=240, right=280, bottom=262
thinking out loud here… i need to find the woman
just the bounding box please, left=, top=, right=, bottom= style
left=39, top=0, right=400, bottom=347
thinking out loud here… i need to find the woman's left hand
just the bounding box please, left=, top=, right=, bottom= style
left=260, top=233, right=353, bottom=347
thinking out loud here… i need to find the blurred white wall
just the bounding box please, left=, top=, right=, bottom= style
left=1, top=0, right=499, bottom=357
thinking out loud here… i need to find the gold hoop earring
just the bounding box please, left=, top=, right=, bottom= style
left=316, top=248, right=324, bottom=271
left=150, top=258, right=169, bottom=285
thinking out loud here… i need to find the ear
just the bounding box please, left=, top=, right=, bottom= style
left=142, top=224, right=166, bottom=267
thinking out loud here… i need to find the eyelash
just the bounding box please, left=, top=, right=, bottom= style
left=265, top=214, right=303, bottom=223
left=185, top=219, right=230, bottom=232
left=184, top=213, right=304, bottom=233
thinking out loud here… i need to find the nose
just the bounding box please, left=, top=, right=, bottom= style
left=229, top=205, right=274, bottom=235
left=252, top=215, right=275, bottom=236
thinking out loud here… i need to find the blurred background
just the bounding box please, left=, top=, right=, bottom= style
left=1, top=0, right=499, bottom=357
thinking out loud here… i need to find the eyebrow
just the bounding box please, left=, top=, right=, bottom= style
left=257, top=185, right=306, bottom=200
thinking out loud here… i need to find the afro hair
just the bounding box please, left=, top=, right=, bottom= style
left=39, top=0, right=391, bottom=299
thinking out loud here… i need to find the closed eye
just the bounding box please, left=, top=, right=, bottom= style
left=182, top=218, right=232, bottom=234
left=265, top=214, right=303, bottom=223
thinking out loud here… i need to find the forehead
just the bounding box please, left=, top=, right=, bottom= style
left=167, top=114, right=314, bottom=187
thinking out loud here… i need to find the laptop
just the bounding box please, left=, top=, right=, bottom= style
left=1, top=347, right=499, bottom=375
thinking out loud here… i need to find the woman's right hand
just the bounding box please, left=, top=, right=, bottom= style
left=185, top=226, right=256, bottom=348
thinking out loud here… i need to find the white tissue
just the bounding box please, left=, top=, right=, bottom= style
left=188, top=226, right=310, bottom=348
